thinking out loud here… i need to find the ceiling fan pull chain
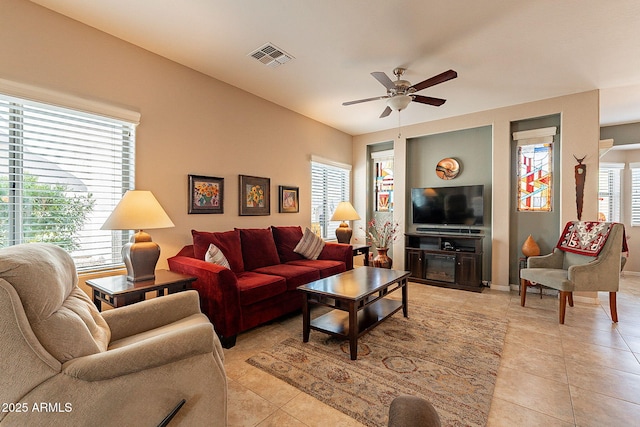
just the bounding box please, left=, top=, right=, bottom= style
left=397, top=111, right=402, bottom=138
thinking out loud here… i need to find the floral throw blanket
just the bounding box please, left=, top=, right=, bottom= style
left=556, top=221, right=628, bottom=256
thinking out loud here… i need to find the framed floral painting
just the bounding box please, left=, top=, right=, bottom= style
left=239, top=175, right=270, bottom=216
left=279, top=185, right=299, bottom=213
left=188, top=175, right=224, bottom=214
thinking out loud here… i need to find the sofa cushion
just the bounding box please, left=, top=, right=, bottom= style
left=192, top=229, right=244, bottom=273
left=253, top=264, right=320, bottom=291
left=294, top=227, right=326, bottom=260
left=235, top=272, right=287, bottom=306
left=238, top=228, right=281, bottom=271
left=205, top=243, right=231, bottom=269
left=271, top=226, right=305, bottom=263
left=287, top=259, right=346, bottom=278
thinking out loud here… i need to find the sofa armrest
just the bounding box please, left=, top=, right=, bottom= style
left=319, top=242, right=353, bottom=270
left=62, top=323, right=217, bottom=382
left=527, top=249, right=564, bottom=269
left=167, top=255, right=241, bottom=338
left=102, top=290, right=202, bottom=342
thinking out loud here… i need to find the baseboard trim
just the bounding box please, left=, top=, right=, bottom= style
left=491, top=283, right=510, bottom=292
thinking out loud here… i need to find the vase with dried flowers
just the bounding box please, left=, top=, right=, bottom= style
left=361, top=219, right=400, bottom=269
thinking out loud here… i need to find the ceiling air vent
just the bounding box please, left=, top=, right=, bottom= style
left=248, top=43, right=294, bottom=68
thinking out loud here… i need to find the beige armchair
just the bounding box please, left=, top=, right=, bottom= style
left=0, top=243, right=227, bottom=426
left=520, top=222, right=625, bottom=324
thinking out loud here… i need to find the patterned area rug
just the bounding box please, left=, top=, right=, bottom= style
left=247, top=306, right=507, bottom=427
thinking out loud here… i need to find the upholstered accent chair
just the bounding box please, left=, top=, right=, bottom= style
left=0, top=243, right=227, bottom=426
left=520, top=222, right=625, bottom=324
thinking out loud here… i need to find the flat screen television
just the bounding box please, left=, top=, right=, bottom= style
left=411, top=185, right=484, bottom=226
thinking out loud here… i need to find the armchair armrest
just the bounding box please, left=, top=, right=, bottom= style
left=569, top=244, right=622, bottom=293
left=319, top=242, right=353, bottom=270
left=527, top=249, right=564, bottom=269
left=167, top=255, right=241, bottom=338
left=62, top=323, right=217, bottom=382
left=102, top=290, right=201, bottom=342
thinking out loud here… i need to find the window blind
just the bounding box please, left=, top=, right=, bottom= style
left=631, top=164, right=640, bottom=226
left=311, top=158, right=351, bottom=240
left=598, top=164, right=622, bottom=222
left=0, top=93, right=136, bottom=271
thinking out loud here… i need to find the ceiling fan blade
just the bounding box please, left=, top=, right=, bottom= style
left=412, top=95, right=447, bottom=106
left=379, top=106, right=392, bottom=118
left=410, top=69, right=458, bottom=92
left=342, top=96, right=387, bottom=106
left=371, top=72, right=395, bottom=90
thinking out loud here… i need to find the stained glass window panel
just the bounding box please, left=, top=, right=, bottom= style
left=517, top=143, right=552, bottom=212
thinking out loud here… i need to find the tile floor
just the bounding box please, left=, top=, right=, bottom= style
left=222, top=274, right=640, bottom=426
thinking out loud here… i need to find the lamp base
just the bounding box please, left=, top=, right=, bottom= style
left=122, top=231, right=160, bottom=282
left=335, top=222, right=353, bottom=244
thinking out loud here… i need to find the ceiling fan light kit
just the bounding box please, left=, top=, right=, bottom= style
left=343, top=67, right=457, bottom=118
left=387, top=94, right=412, bottom=111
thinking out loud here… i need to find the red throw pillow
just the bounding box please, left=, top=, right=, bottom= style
left=237, top=228, right=281, bottom=271
left=191, top=229, right=244, bottom=273
left=271, top=226, right=305, bottom=263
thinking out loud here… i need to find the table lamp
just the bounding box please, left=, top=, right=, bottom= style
left=101, top=190, right=175, bottom=282
left=330, top=201, right=360, bottom=243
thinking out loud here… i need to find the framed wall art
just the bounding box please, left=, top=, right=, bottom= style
left=239, top=175, right=270, bottom=216
left=279, top=185, right=299, bottom=213
left=188, top=174, right=224, bottom=214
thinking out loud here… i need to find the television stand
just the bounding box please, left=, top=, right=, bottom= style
left=404, top=232, right=483, bottom=292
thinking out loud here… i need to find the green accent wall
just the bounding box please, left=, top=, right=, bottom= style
left=406, top=125, right=492, bottom=281
left=509, top=114, right=561, bottom=286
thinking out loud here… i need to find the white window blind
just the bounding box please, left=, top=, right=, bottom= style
left=311, top=157, right=351, bottom=240
left=598, top=163, right=623, bottom=222
left=0, top=93, right=136, bottom=271
left=631, top=163, right=640, bottom=226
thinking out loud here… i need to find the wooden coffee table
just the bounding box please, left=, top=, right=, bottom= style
left=298, top=267, right=410, bottom=360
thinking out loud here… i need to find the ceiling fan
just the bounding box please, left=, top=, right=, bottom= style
left=342, top=68, right=458, bottom=118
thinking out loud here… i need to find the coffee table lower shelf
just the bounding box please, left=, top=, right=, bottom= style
left=310, top=298, right=403, bottom=339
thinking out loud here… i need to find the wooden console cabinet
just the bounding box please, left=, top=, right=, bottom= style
left=405, top=232, right=483, bottom=292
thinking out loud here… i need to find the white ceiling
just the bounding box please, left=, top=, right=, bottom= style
left=30, top=0, right=640, bottom=136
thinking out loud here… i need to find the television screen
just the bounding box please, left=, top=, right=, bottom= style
left=411, top=185, right=484, bottom=225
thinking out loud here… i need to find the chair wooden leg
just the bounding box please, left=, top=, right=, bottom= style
left=568, top=292, right=574, bottom=307
left=520, top=279, right=528, bottom=307
left=559, top=291, right=569, bottom=324
left=610, top=292, right=618, bottom=323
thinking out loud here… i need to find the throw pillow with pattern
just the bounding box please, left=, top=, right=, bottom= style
left=205, top=243, right=231, bottom=269
left=294, top=227, right=325, bottom=260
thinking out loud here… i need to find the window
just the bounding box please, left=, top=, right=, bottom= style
left=631, top=163, right=640, bottom=226
left=516, top=142, right=553, bottom=211
left=0, top=92, right=137, bottom=271
left=311, top=157, right=351, bottom=240
left=598, top=163, right=622, bottom=222
left=513, top=127, right=556, bottom=212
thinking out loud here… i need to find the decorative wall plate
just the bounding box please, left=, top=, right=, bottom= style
left=436, top=158, right=460, bottom=180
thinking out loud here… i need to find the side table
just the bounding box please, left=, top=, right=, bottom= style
left=352, top=244, right=370, bottom=266
left=86, top=269, right=197, bottom=311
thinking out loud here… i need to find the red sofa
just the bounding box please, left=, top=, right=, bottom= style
left=168, top=226, right=353, bottom=348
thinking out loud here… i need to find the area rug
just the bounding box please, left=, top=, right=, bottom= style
left=247, top=306, right=507, bottom=427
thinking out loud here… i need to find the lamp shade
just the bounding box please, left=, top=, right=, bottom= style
left=101, top=190, right=174, bottom=231
left=330, top=201, right=361, bottom=221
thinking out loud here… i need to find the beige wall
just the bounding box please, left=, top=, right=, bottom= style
left=353, top=91, right=601, bottom=289
left=0, top=0, right=352, bottom=278
left=0, top=1, right=608, bottom=294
